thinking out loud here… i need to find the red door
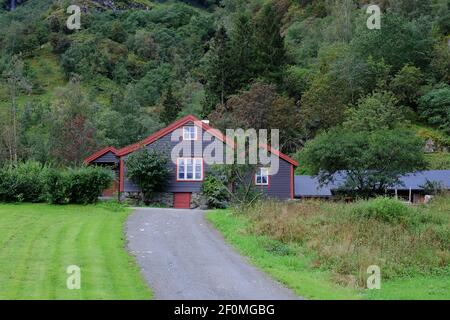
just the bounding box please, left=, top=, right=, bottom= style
left=174, top=193, right=191, bottom=209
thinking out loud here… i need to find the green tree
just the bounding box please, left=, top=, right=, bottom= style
left=126, top=148, right=171, bottom=204
left=2, top=55, right=32, bottom=164
left=203, top=25, right=233, bottom=116
left=160, top=85, right=183, bottom=125
left=390, top=64, right=424, bottom=109
left=253, top=1, right=286, bottom=83
left=301, top=127, right=426, bottom=197
left=418, top=84, right=450, bottom=135
left=344, top=91, right=405, bottom=132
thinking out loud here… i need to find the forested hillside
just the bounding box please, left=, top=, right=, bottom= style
left=0, top=0, right=449, bottom=168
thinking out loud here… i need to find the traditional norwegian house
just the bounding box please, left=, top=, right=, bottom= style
left=85, top=115, right=298, bottom=208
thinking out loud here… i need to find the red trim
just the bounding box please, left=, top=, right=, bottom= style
left=84, top=146, right=118, bottom=164
left=85, top=114, right=298, bottom=167
left=119, top=159, right=124, bottom=192
left=176, top=157, right=204, bottom=182
left=258, top=143, right=299, bottom=167
left=290, top=164, right=294, bottom=199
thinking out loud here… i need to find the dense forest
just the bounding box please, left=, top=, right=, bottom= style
left=0, top=0, right=449, bottom=171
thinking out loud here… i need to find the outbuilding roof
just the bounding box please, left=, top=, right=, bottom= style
left=295, top=170, right=450, bottom=198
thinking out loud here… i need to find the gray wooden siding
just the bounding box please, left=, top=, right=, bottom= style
left=92, top=151, right=119, bottom=164
left=255, top=157, right=292, bottom=200
left=122, top=123, right=292, bottom=199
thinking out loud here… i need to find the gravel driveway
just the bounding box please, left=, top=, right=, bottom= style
left=126, top=208, right=299, bottom=300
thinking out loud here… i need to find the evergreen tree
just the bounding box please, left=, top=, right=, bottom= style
left=160, top=85, right=182, bottom=125
left=203, top=26, right=233, bottom=116
left=253, top=1, right=286, bottom=83
left=229, top=12, right=256, bottom=90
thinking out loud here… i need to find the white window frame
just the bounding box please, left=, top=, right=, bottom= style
left=255, top=167, right=269, bottom=186
left=183, top=126, right=197, bottom=141
left=177, top=158, right=203, bottom=181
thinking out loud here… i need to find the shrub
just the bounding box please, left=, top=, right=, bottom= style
left=15, top=161, right=48, bottom=203
left=65, top=167, right=115, bottom=204
left=44, top=166, right=114, bottom=204
left=350, top=197, right=418, bottom=224
left=126, top=148, right=170, bottom=204
left=43, top=169, right=69, bottom=204
left=201, top=175, right=229, bottom=208
left=0, top=167, right=18, bottom=202
left=0, top=161, right=47, bottom=203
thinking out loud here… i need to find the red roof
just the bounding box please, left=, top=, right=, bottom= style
left=84, top=146, right=118, bottom=164
left=85, top=115, right=298, bottom=166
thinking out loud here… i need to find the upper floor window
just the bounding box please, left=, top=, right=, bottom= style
left=183, top=126, right=197, bottom=140
left=255, top=168, right=269, bottom=186
left=177, top=158, right=203, bottom=181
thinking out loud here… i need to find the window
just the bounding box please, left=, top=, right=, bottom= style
left=177, top=158, right=203, bottom=181
left=255, top=168, right=269, bottom=186
left=183, top=126, right=197, bottom=140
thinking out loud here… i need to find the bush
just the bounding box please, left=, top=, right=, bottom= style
left=65, top=167, right=114, bottom=204
left=351, top=197, right=417, bottom=224
left=15, top=161, right=48, bottom=203
left=0, top=167, right=18, bottom=202
left=43, top=169, right=69, bottom=204
left=0, top=164, right=115, bottom=205
left=201, top=175, right=229, bottom=208
left=0, top=161, right=47, bottom=203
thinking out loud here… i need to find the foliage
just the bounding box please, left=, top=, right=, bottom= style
left=159, top=85, right=183, bottom=125
left=344, top=91, right=405, bottom=131
left=201, top=175, right=229, bottom=208
left=44, top=166, right=114, bottom=205
left=301, top=127, right=426, bottom=196
left=0, top=162, right=113, bottom=204
left=418, top=84, right=450, bottom=135
left=350, top=197, right=418, bottom=224
left=224, top=195, right=450, bottom=290
left=0, top=161, right=47, bottom=202
left=126, top=148, right=170, bottom=204
left=206, top=164, right=261, bottom=207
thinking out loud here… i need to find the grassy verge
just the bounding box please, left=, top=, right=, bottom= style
left=207, top=210, right=360, bottom=300
left=0, top=203, right=152, bottom=300
left=207, top=196, right=450, bottom=300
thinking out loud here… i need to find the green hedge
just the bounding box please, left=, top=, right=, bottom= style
left=0, top=162, right=114, bottom=204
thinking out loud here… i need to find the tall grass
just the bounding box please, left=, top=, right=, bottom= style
left=237, top=196, right=450, bottom=287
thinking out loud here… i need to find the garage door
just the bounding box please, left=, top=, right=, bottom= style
left=174, top=193, right=191, bottom=209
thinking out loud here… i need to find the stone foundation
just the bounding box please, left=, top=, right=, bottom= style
left=122, top=191, right=208, bottom=209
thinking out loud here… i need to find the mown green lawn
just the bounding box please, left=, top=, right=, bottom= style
left=207, top=210, right=450, bottom=300
left=0, top=203, right=151, bottom=300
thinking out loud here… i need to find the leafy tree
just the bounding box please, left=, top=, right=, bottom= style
left=49, top=78, right=97, bottom=165
left=160, top=85, right=183, bottom=125
left=351, top=12, right=435, bottom=72
left=299, top=73, right=348, bottom=136
left=344, top=91, right=405, bottom=132
left=418, top=84, right=450, bottom=134
left=301, top=127, right=426, bottom=197
left=126, top=148, right=171, bottom=204
left=390, top=64, right=424, bottom=109
left=1, top=55, right=31, bottom=164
